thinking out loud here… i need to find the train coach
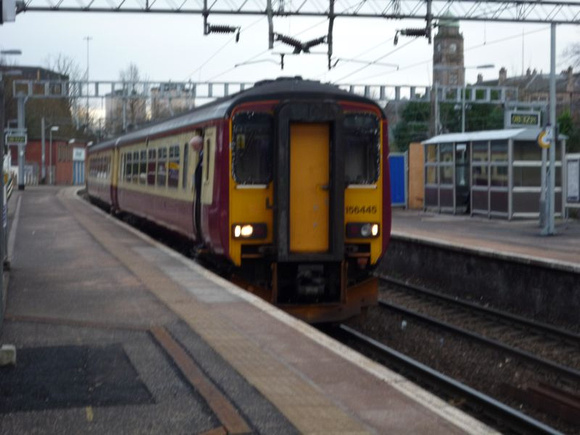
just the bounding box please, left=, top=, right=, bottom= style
left=86, top=77, right=391, bottom=322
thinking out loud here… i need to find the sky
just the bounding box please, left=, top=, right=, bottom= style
left=1, top=11, right=578, bottom=89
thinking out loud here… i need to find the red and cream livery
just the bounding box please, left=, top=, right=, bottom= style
left=86, top=77, right=391, bottom=322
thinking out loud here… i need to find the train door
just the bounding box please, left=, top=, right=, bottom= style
left=289, top=123, right=330, bottom=253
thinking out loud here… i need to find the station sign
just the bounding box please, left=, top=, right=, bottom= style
left=537, top=126, right=553, bottom=149
left=73, top=148, right=86, bottom=161
left=505, top=111, right=541, bottom=129
left=4, top=130, right=27, bottom=146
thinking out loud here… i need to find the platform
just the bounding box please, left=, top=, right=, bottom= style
left=0, top=187, right=492, bottom=434
left=392, top=209, right=580, bottom=272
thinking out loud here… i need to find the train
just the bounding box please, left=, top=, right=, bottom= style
left=86, top=77, right=391, bottom=323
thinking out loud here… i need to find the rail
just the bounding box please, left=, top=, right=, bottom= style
left=335, top=325, right=562, bottom=435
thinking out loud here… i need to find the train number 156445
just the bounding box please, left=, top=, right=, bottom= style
left=346, top=205, right=377, bottom=215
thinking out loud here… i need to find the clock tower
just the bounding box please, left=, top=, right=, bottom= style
left=433, top=13, right=464, bottom=86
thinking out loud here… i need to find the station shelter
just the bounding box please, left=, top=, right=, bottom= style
left=421, top=129, right=566, bottom=219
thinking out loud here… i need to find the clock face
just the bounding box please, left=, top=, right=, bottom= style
left=449, top=43, right=457, bottom=53
left=436, top=43, right=441, bottom=52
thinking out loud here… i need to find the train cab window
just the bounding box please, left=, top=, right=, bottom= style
left=147, top=149, right=156, bottom=185
left=132, top=151, right=139, bottom=183
left=157, top=147, right=167, bottom=187
left=232, top=112, right=273, bottom=184
left=168, top=145, right=180, bottom=188
left=344, top=113, right=380, bottom=185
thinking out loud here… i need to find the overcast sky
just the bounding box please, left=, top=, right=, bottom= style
left=1, top=12, right=578, bottom=88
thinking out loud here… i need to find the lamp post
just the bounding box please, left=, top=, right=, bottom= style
left=40, top=118, right=60, bottom=184
left=49, top=126, right=59, bottom=185
left=84, top=36, right=92, bottom=129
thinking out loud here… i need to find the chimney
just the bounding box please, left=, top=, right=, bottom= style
left=567, top=66, right=574, bottom=93
left=499, top=67, right=507, bottom=85
left=526, top=68, right=532, bottom=77
left=477, top=74, right=483, bottom=84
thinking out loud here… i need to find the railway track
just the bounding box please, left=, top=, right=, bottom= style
left=331, top=325, right=562, bottom=435
left=349, top=275, right=580, bottom=432
left=378, top=275, right=580, bottom=378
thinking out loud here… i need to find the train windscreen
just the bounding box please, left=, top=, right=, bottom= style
left=232, top=112, right=274, bottom=185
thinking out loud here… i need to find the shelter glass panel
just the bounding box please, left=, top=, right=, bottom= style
left=439, top=166, right=453, bottom=185
left=426, top=144, right=437, bottom=163
left=425, top=187, right=438, bottom=207
left=513, top=141, right=541, bottom=161
left=472, top=190, right=488, bottom=212
left=472, top=141, right=488, bottom=163
left=490, top=191, right=508, bottom=213
left=491, top=141, right=508, bottom=163
left=440, top=144, right=453, bottom=164
left=344, top=113, right=380, bottom=184
left=513, top=191, right=541, bottom=213
left=513, top=166, right=540, bottom=187
left=490, top=165, right=508, bottom=187
left=426, top=166, right=437, bottom=185
left=472, top=165, right=488, bottom=186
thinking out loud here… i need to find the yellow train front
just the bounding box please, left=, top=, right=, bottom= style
left=227, top=78, right=391, bottom=322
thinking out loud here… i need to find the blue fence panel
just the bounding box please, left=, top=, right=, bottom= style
left=389, top=154, right=406, bottom=207
left=73, top=161, right=85, bottom=185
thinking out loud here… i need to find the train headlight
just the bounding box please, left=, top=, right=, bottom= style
left=346, top=223, right=380, bottom=239
left=232, top=223, right=267, bottom=239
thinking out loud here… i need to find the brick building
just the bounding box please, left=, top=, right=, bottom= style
left=478, top=66, right=580, bottom=121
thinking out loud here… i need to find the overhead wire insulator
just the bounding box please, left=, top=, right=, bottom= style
left=400, top=28, right=428, bottom=37
left=274, top=33, right=304, bottom=54
left=394, top=27, right=429, bottom=46
left=206, top=24, right=241, bottom=42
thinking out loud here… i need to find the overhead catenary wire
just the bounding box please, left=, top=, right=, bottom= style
left=351, top=24, right=551, bottom=83
left=205, top=17, right=330, bottom=81
left=332, top=39, right=417, bottom=84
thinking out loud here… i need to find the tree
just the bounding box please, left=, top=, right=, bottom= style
left=563, top=42, right=580, bottom=69
left=558, top=110, right=580, bottom=152
left=391, top=102, right=431, bottom=152
left=120, top=63, right=148, bottom=130
left=44, top=53, right=90, bottom=132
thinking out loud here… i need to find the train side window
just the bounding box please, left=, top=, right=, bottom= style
left=157, top=147, right=167, bottom=187
left=132, top=151, right=139, bottom=183
left=139, top=151, right=147, bottom=184
left=125, top=152, right=132, bottom=182
left=147, top=149, right=157, bottom=185
left=344, top=113, right=380, bottom=185
left=203, top=138, right=211, bottom=183
left=168, top=145, right=180, bottom=188
left=182, top=142, right=189, bottom=190
left=232, top=112, right=273, bottom=184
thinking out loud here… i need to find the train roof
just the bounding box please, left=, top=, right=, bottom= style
left=89, top=77, right=385, bottom=152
